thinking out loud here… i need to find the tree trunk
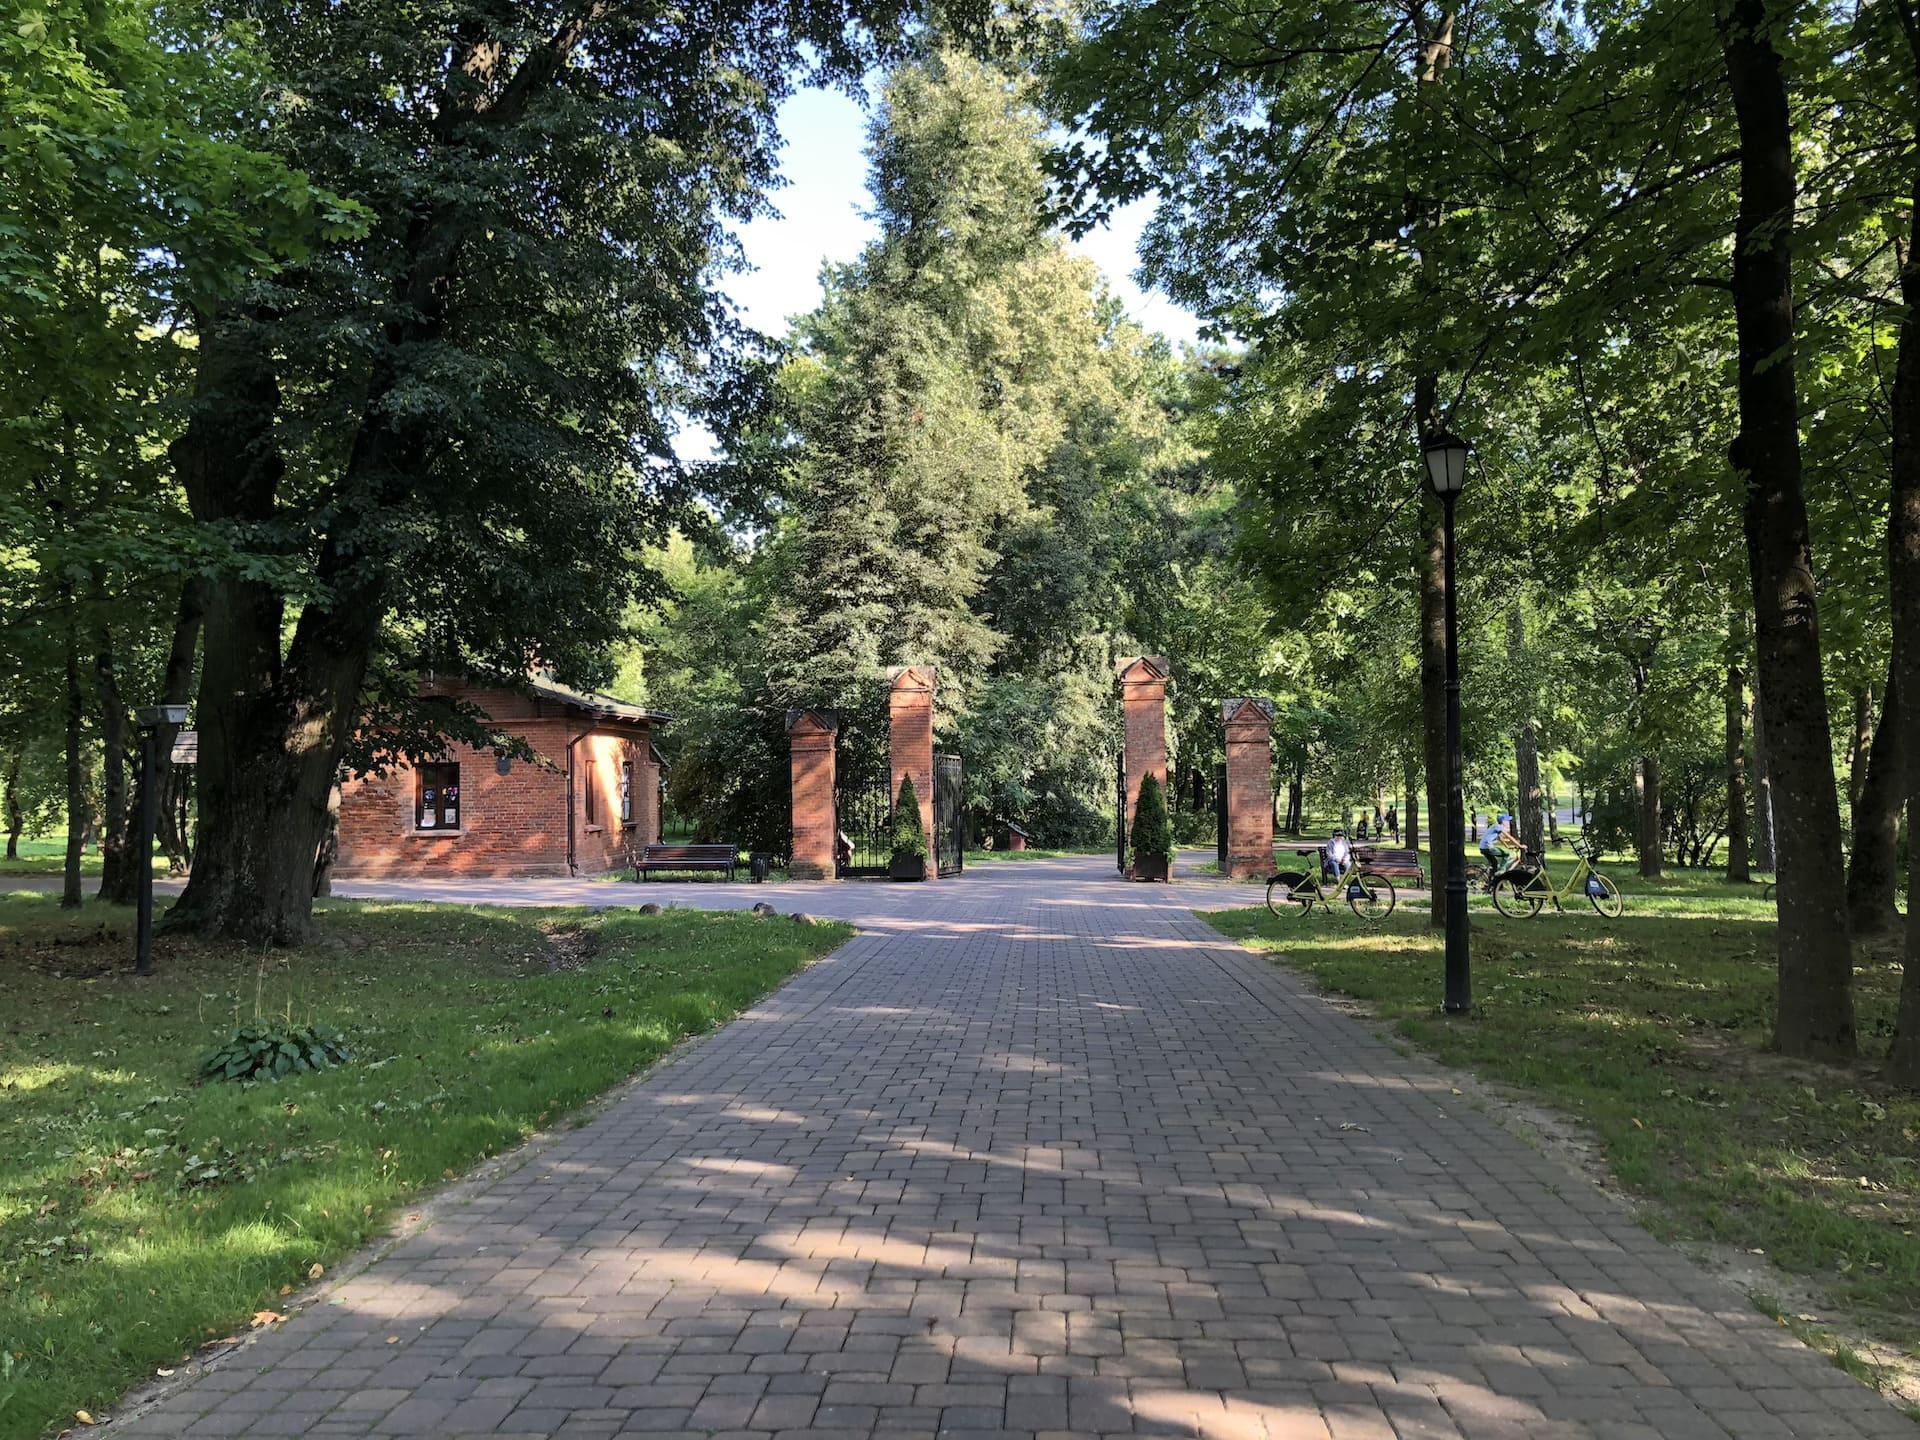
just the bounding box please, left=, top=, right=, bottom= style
left=1848, top=685, right=1875, bottom=823
left=62, top=606, right=87, bottom=909
left=163, top=323, right=384, bottom=944
left=1547, top=779, right=1560, bottom=844
left=1752, top=688, right=1776, bottom=871
left=1881, top=41, right=1920, bottom=1083
left=4, top=751, right=22, bottom=860
left=1636, top=754, right=1663, bottom=878
left=93, top=620, right=130, bottom=903
left=1287, top=762, right=1304, bottom=834
left=1721, top=0, right=1855, bottom=1060
left=1847, top=661, right=1902, bottom=937
left=313, top=779, right=341, bottom=897
left=1405, top=758, right=1420, bottom=854
left=1726, top=615, right=1752, bottom=884
left=1420, top=504, right=1449, bottom=931
left=1509, top=607, right=1543, bottom=853
left=113, top=577, right=205, bottom=898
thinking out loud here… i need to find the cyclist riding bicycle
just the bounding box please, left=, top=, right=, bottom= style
left=1479, top=812, right=1524, bottom=881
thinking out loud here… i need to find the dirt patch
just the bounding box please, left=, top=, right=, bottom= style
left=1, top=921, right=131, bottom=979
left=539, top=922, right=600, bottom=973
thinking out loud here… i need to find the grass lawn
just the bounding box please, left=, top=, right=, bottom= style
left=0, top=892, right=848, bottom=1439
left=1206, top=870, right=1917, bottom=1390
left=964, top=845, right=1110, bottom=863
left=0, top=838, right=172, bottom=880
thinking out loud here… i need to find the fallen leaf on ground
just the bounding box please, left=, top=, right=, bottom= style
left=250, top=1310, right=283, bottom=1329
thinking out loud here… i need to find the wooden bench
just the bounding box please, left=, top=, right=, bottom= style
left=1356, top=846, right=1425, bottom=886
left=633, top=843, right=737, bottom=880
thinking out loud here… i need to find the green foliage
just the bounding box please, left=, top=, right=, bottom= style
left=633, top=51, right=1229, bottom=856
left=198, top=1023, right=351, bottom=1084
left=1129, top=772, right=1172, bottom=865
left=890, top=775, right=928, bottom=861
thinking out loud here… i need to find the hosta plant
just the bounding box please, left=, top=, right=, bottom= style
left=199, top=1023, right=351, bottom=1083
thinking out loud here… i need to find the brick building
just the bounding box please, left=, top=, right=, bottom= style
left=334, top=677, right=667, bottom=879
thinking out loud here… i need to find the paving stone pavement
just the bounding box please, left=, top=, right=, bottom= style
left=108, top=855, right=1912, bottom=1439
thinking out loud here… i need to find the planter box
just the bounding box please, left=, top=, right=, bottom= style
left=1131, top=854, right=1170, bottom=883
left=889, top=854, right=927, bottom=881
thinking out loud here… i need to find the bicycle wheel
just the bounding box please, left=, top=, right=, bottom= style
left=1585, top=871, right=1623, bottom=918
left=1491, top=873, right=1544, bottom=919
left=1266, top=872, right=1311, bottom=918
left=1345, top=871, right=1396, bottom=921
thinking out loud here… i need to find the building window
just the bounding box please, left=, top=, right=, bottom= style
left=620, top=761, right=634, bottom=826
left=416, top=763, right=460, bottom=830
left=584, top=759, right=597, bottom=826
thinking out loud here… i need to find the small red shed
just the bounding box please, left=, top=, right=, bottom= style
left=334, top=676, right=668, bottom=879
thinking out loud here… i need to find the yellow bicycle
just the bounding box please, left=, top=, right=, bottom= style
left=1489, top=839, right=1623, bottom=919
left=1266, top=846, right=1397, bottom=922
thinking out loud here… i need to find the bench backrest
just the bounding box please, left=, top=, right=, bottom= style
left=641, top=844, right=735, bottom=861
left=1356, top=847, right=1420, bottom=865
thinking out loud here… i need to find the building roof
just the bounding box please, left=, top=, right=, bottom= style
left=529, top=674, right=671, bottom=726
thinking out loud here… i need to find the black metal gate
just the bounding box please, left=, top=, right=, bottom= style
left=934, top=753, right=964, bottom=877
left=1116, top=753, right=1127, bottom=871
left=1215, top=762, right=1228, bottom=865
left=835, top=768, right=893, bottom=878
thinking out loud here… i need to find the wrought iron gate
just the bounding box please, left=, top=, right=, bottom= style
left=1215, top=762, right=1228, bottom=865
left=1116, top=753, right=1127, bottom=871
left=835, top=768, right=893, bottom=878
left=933, top=753, right=964, bottom=877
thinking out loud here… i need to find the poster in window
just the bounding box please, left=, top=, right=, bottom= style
left=445, top=782, right=459, bottom=828
left=421, top=785, right=437, bottom=827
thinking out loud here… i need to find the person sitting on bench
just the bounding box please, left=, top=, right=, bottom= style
left=1324, top=828, right=1354, bottom=884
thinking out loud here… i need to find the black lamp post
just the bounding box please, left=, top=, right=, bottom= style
left=1422, top=428, right=1472, bottom=1014
left=132, top=703, right=189, bottom=976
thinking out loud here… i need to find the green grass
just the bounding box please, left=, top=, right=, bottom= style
left=0, top=892, right=849, bottom=1439
left=964, top=845, right=1110, bottom=863
left=0, top=839, right=99, bottom=879
left=0, top=838, right=170, bottom=880
left=1205, top=870, right=1918, bottom=1372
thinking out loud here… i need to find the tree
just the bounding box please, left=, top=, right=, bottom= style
left=1129, top=772, right=1172, bottom=870
left=162, top=0, right=922, bottom=943
left=891, top=775, right=928, bottom=862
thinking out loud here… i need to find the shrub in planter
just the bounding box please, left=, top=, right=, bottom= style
left=199, top=1023, right=351, bottom=1083
left=1130, top=773, right=1173, bottom=881
left=890, top=775, right=928, bottom=880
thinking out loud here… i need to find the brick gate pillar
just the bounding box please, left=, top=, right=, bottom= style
left=1116, top=656, right=1171, bottom=874
left=1221, top=698, right=1276, bottom=881
left=786, top=709, right=838, bottom=881
left=887, top=665, right=938, bottom=876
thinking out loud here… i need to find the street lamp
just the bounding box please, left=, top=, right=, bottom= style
left=132, top=703, right=189, bottom=976
left=1421, top=429, right=1472, bottom=1014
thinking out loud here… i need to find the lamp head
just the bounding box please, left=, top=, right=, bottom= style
left=135, top=703, right=190, bottom=728
left=1422, top=428, right=1470, bottom=497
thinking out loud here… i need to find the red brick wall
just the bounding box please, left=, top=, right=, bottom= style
left=888, top=666, right=937, bottom=875
left=335, top=683, right=657, bottom=879
left=574, top=730, right=659, bottom=875
left=1117, top=658, right=1170, bottom=873
left=787, top=710, right=838, bottom=881
left=1223, top=699, right=1275, bottom=880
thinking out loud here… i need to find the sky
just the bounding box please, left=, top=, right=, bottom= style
left=676, top=84, right=1202, bottom=461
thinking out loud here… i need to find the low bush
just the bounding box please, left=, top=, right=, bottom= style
left=199, top=1023, right=351, bottom=1083
left=891, top=775, right=928, bottom=861
left=1130, top=773, right=1173, bottom=866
